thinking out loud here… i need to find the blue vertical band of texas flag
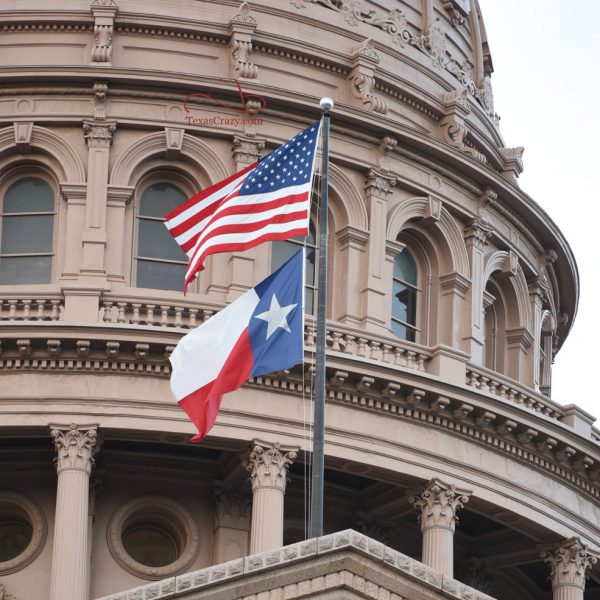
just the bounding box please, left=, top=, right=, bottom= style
left=248, top=247, right=305, bottom=376
left=170, top=249, right=305, bottom=441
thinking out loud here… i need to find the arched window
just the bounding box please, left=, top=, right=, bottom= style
left=271, top=219, right=317, bottom=314
left=392, top=249, right=419, bottom=342
left=483, top=280, right=506, bottom=374
left=135, top=182, right=188, bottom=291
left=0, top=177, right=55, bottom=284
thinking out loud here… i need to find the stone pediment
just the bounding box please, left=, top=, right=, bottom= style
left=95, top=529, right=495, bottom=600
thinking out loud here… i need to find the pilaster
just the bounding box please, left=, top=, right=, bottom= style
left=410, top=478, right=471, bottom=578
left=213, top=482, right=251, bottom=563
left=463, top=214, right=493, bottom=363
left=542, top=538, right=597, bottom=600
left=360, top=169, right=396, bottom=333
left=49, top=424, right=99, bottom=600
left=80, top=119, right=116, bottom=282
left=244, top=440, right=298, bottom=553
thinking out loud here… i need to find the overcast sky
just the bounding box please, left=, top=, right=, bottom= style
left=477, top=0, right=600, bottom=420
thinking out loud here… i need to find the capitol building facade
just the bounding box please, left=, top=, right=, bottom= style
left=0, top=1, right=598, bottom=599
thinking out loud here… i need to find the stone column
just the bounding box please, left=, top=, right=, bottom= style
left=542, top=537, right=597, bottom=600
left=244, top=440, right=298, bottom=554
left=49, top=424, right=98, bottom=600
left=410, top=478, right=471, bottom=578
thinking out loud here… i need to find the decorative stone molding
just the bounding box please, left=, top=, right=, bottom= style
left=164, top=128, right=184, bottom=159
left=410, top=478, right=471, bottom=532
left=213, top=483, right=251, bottom=529
left=90, top=0, right=118, bottom=64
left=83, top=120, right=116, bottom=148
left=93, top=81, right=109, bottom=119
left=349, top=39, right=388, bottom=114
left=50, top=424, right=98, bottom=475
left=477, top=186, right=498, bottom=219
left=353, top=511, right=396, bottom=544
left=458, top=557, right=494, bottom=595
left=501, top=146, right=525, bottom=180
left=442, top=0, right=470, bottom=27
left=229, top=2, right=258, bottom=79
left=244, top=441, right=297, bottom=493
left=541, top=537, right=597, bottom=591
left=0, top=583, right=17, bottom=600
left=0, top=492, right=47, bottom=576
left=106, top=495, right=200, bottom=580
left=13, top=122, right=33, bottom=153
left=377, top=135, right=397, bottom=171
left=364, top=169, right=396, bottom=199
left=464, top=217, right=493, bottom=251
left=232, top=134, right=265, bottom=165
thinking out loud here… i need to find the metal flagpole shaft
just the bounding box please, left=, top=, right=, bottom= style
left=309, top=97, right=333, bottom=539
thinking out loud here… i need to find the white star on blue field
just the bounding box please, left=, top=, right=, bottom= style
left=241, top=124, right=319, bottom=196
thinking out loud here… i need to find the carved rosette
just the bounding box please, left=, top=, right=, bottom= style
left=410, top=478, right=471, bottom=532
left=51, top=424, right=98, bottom=475
left=244, top=441, right=297, bottom=493
left=542, top=538, right=597, bottom=590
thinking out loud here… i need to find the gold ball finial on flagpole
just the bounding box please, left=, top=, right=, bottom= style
left=320, top=97, right=334, bottom=112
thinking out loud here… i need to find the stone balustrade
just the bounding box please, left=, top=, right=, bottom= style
left=466, top=365, right=563, bottom=421
left=0, top=297, right=63, bottom=321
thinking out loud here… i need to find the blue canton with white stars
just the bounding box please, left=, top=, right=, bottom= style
left=240, top=121, right=320, bottom=196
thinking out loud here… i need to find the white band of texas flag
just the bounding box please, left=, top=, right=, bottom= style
left=169, top=249, right=305, bottom=442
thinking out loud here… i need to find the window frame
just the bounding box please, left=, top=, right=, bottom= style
left=132, top=171, right=196, bottom=293
left=0, top=168, right=58, bottom=286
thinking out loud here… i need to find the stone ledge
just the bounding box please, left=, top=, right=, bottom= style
left=95, top=529, right=496, bottom=600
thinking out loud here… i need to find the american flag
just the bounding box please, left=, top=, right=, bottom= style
left=165, top=121, right=321, bottom=293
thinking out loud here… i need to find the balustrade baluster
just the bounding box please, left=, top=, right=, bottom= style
left=131, top=304, right=141, bottom=324
left=116, top=302, right=127, bottom=323
left=145, top=304, right=156, bottom=325
left=50, top=300, right=60, bottom=321
left=22, top=299, right=31, bottom=320
left=174, top=307, right=183, bottom=327
left=188, top=308, right=198, bottom=328
left=160, top=305, right=170, bottom=326
left=8, top=299, right=17, bottom=319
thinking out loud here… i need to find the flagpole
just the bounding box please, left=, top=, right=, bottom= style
left=309, top=97, right=333, bottom=539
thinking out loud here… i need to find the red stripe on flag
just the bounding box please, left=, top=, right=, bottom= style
left=183, top=227, right=308, bottom=291
left=165, top=162, right=257, bottom=223
left=178, top=328, right=254, bottom=442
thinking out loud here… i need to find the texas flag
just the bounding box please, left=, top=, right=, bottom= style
left=169, top=249, right=304, bottom=442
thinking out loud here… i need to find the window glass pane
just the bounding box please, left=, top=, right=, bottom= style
left=394, top=250, right=417, bottom=285
left=392, top=280, right=410, bottom=323
left=138, top=219, right=187, bottom=262
left=271, top=240, right=300, bottom=271
left=140, top=183, right=187, bottom=218
left=3, top=178, right=53, bottom=213
left=0, top=520, right=33, bottom=561
left=306, top=247, right=316, bottom=285
left=122, top=526, right=177, bottom=567
left=1, top=215, right=53, bottom=254
left=0, top=256, right=52, bottom=284
left=392, top=320, right=415, bottom=342
left=136, top=260, right=187, bottom=291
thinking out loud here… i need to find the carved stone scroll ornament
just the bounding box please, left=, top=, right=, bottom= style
left=365, top=169, right=396, bottom=199
left=90, top=0, right=118, bottom=64
left=541, top=537, right=597, bottom=590
left=410, top=478, right=471, bottom=532
left=229, top=2, right=258, bottom=79
left=83, top=120, right=116, bottom=148
left=233, top=135, right=265, bottom=166
left=349, top=39, right=388, bottom=114
left=50, top=424, right=98, bottom=475
left=244, top=441, right=297, bottom=493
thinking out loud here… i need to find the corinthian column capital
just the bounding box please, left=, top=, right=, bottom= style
left=410, top=478, right=471, bottom=532
left=50, top=424, right=99, bottom=475
left=244, top=440, right=298, bottom=493
left=542, top=537, right=598, bottom=590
